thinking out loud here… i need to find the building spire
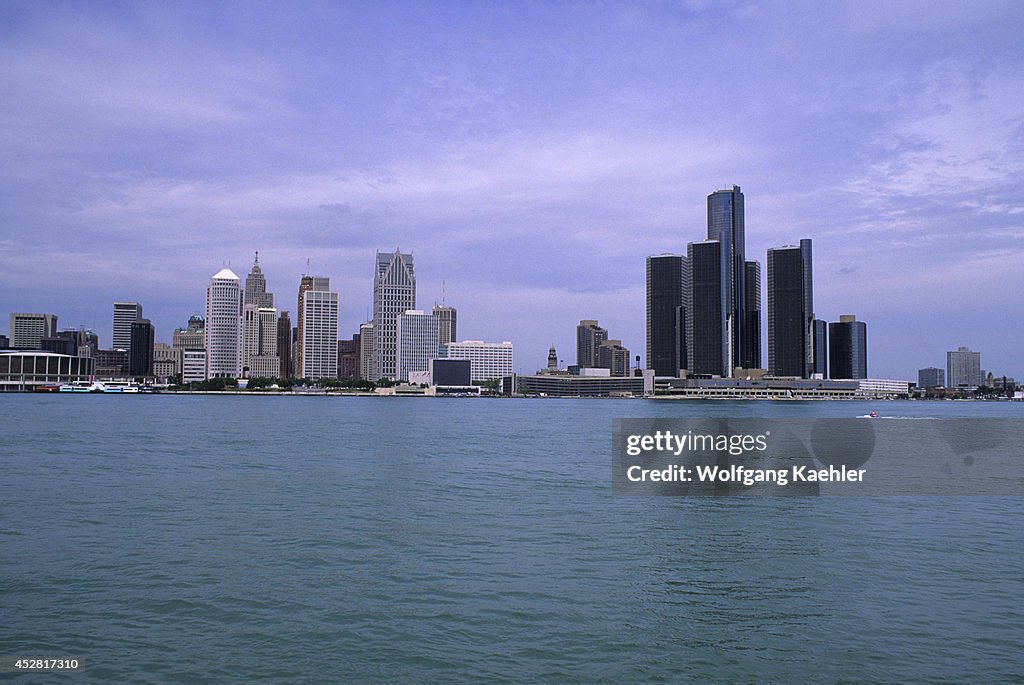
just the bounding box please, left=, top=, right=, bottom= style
left=255, top=250, right=259, bottom=264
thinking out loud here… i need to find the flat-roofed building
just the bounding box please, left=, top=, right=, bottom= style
left=442, top=340, right=514, bottom=382
left=0, top=351, right=96, bottom=392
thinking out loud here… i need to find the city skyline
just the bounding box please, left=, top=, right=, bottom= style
left=2, top=3, right=1023, bottom=379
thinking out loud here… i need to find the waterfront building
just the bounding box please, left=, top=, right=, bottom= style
left=597, top=340, right=630, bottom=376
left=743, top=260, right=762, bottom=370
left=433, top=305, right=457, bottom=346
left=277, top=311, right=292, bottom=378
left=9, top=313, right=58, bottom=350
left=243, top=253, right=275, bottom=309
left=95, top=349, right=129, bottom=377
left=0, top=351, right=96, bottom=392
left=918, top=367, right=945, bottom=389
left=645, top=254, right=687, bottom=377
left=40, top=336, right=76, bottom=356
left=300, top=285, right=338, bottom=381
left=243, top=305, right=278, bottom=374
left=547, top=345, right=558, bottom=372
left=442, top=340, right=514, bottom=382
left=296, top=275, right=330, bottom=376
left=576, top=320, right=608, bottom=368
left=153, top=343, right=180, bottom=382
left=112, top=302, right=142, bottom=354
left=767, top=239, right=814, bottom=378
left=396, top=310, right=439, bottom=382
left=686, top=239, right=726, bottom=376
left=338, top=337, right=359, bottom=380
left=829, top=315, right=867, bottom=379
left=812, top=319, right=828, bottom=378
left=182, top=349, right=207, bottom=384
left=946, top=347, right=983, bottom=390
left=373, top=250, right=416, bottom=380
left=205, top=268, right=243, bottom=379
left=504, top=370, right=654, bottom=397
left=129, top=319, right=155, bottom=377
left=358, top=322, right=374, bottom=381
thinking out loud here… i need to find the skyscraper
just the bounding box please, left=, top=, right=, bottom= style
left=129, top=319, right=154, bottom=377
left=277, top=311, right=292, bottom=378
left=205, top=268, right=243, bottom=378
left=243, top=252, right=274, bottom=309
left=686, top=240, right=725, bottom=376
left=767, top=239, right=814, bottom=378
left=576, top=320, right=608, bottom=368
left=645, top=254, right=687, bottom=377
left=372, top=250, right=416, bottom=381
left=396, top=309, right=438, bottom=382
left=433, top=305, right=457, bottom=346
left=743, top=260, right=762, bottom=370
left=918, top=367, right=945, bottom=389
left=9, top=313, right=58, bottom=349
left=296, top=275, right=329, bottom=376
left=829, top=315, right=867, bottom=380
left=300, top=283, right=338, bottom=380
left=112, top=302, right=142, bottom=353
left=358, top=322, right=374, bottom=381
left=946, top=347, right=982, bottom=389
left=812, top=319, right=828, bottom=378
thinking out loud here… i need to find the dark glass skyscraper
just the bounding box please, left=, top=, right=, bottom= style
left=686, top=240, right=724, bottom=376
left=129, top=318, right=154, bottom=377
left=645, top=254, right=687, bottom=377
left=742, top=260, right=761, bottom=370
left=829, top=315, right=867, bottom=379
left=767, top=239, right=814, bottom=377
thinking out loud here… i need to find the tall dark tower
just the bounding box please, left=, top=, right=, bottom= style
left=829, top=315, right=867, bottom=379
left=767, top=239, right=814, bottom=377
left=686, top=240, right=725, bottom=376
left=743, top=260, right=761, bottom=370
left=646, top=254, right=687, bottom=377
left=706, top=185, right=747, bottom=376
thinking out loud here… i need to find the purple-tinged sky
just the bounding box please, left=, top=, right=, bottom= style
left=2, top=1, right=1023, bottom=379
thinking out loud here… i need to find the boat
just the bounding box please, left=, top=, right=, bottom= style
left=59, top=381, right=106, bottom=393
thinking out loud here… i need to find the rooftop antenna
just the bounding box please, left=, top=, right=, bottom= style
left=255, top=250, right=259, bottom=264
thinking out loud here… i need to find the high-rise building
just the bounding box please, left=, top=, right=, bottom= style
left=645, top=254, right=687, bottom=377
left=767, top=239, right=814, bottom=378
left=205, top=268, right=243, bottom=379
left=829, top=315, right=867, bottom=379
left=442, top=340, right=514, bottom=382
left=9, top=313, right=58, bottom=349
left=918, top=367, right=945, bottom=389
left=576, top=320, right=608, bottom=368
left=706, top=185, right=756, bottom=375
left=358, top=322, right=374, bottom=381
left=153, top=343, right=180, bottom=381
left=396, top=310, right=439, bottom=382
left=245, top=307, right=279, bottom=378
left=743, top=261, right=762, bottom=370
left=597, top=340, right=630, bottom=376
left=129, top=319, right=155, bottom=377
left=373, top=250, right=416, bottom=381
left=433, top=305, right=457, bottom=346
left=686, top=240, right=726, bottom=376
left=277, top=311, right=292, bottom=378
left=95, top=349, right=129, bottom=377
left=338, top=336, right=360, bottom=380
left=300, top=284, right=338, bottom=380
left=812, top=319, right=828, bottom=378
left=946, top=347, right=982, bottom=389
left=296, top=275, right=329, bottom=376
left=112, top=302, right=142, bottom=353
left=244, top=253, right=274, bottom=309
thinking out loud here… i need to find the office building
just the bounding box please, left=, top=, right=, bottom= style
left=338, top=337, right=360, bottom=380
left=173, top=316, right=205, bottom=351
left=812, top=319, right=828, bottom=378
left=296, top=274, right=330, bottom=376
left=359, top=322, right=374, bottom=381
left=442, top=340, right=514, bottom=382
left=112, top=302, right=142, bottom=353
left=686, top=240, right=726, bottom=376
left=743, top=261, right=762, bottom=370
left=0, top=335, right=8, bottom=349
left=129, top=319, right=155, bottom=377
left=40, top=336, right=75, bottom=356
left=205, top=268, right=243, bottom=378
left=276, top=311, right=292, bottom=378
left=243, top=306, right=278, bottom=373
left=946, top=347, right=983, bottom=389
left=300, top=286, right=338, bottom=380
left=182, top=349, right=207, bottom=384
left=597, top=340, right=630, bottom=376
left=433, top=305, right=457, bottom=346
left=646, top=254, right=687, bottom=377
left=396, top=310, right=439, bottom=382
left=767, top=239, right=814, bottom=378
left=58, top=329, right=98, bottom=358
left=829, top=315, right=867, bottom=379
left=576, top=320, right=608, bottom=368
left=95, top=349, right=129, bottom=377
left=918, top=367, right=945, bottom=389
left=9, top=313, right=58, bottom=349
left=373, top=250, right=416, bottom=380
left=153, top=343, right=180, bottom=381
left=243, top=253, right=275, bottom=308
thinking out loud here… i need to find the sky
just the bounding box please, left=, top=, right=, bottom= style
left=2, top=0, right=1023, bottom=380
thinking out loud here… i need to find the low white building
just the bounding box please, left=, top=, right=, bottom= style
left=182, top=349, right=207, bottom=384
left=442, top=340, right=513, bottom=382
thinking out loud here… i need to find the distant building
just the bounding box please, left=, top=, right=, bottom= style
left=918, top=367, right=945, bottom=389
left=946, top=346, right=983, bottom=389
left=300, top=285, right=339, bottom=381
left=358, top=322, right=374, bottom=381
left=829, top=315, right=867, bottom=379
left=0, top=351, right=96, bottom=392
left=597, top=340, right=630, bottom=376
left=0, top=334, right=8, bottom=349
left=95, top=349, right=129, bottom=377
left=547, top=345, right=558, bottom=372
left=433, top=305, right=457, bottom=346
left=243, top=306, right=278, bottom=376
left=646, top=254, right=687, bottom=377
left=767, top=239, right=814, bottom=378
left=173, top=316, right=205, bottom=376
left=396, top=310, right=439, bottom=382
left=129, top=319, right=155, bottom=377
left=576, top=320, right=608, bottom=368
left=812, top=319, right=828, bottom=378
left=243, top=253, right=275, bottom=308
left=296, top=275, right=330, bottom=376
left=431, top=358, right=472, bottom=387
left=743, top=260, right=762, bottom=371
left=443, top=340, right=513, bottom=382
left=40, top=336, right=76, bottom=356
left=9, top=313, right=58, bottom=350
left=182, top=349, right=207, bottom=384
left=687, top=239, right=726, bottom=376
left=153, top=343, right=180, bottom=382
left=276, top=311, right=292, bottom=378
left=338, top=337, right=360, bottom=380
left=373, top=250, right=416, bottom=380
left=112, top=302, right=142, bottom=354
left=205, top=268, right=243, bottom=379
left=505, top=370, right=654, bottom=397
